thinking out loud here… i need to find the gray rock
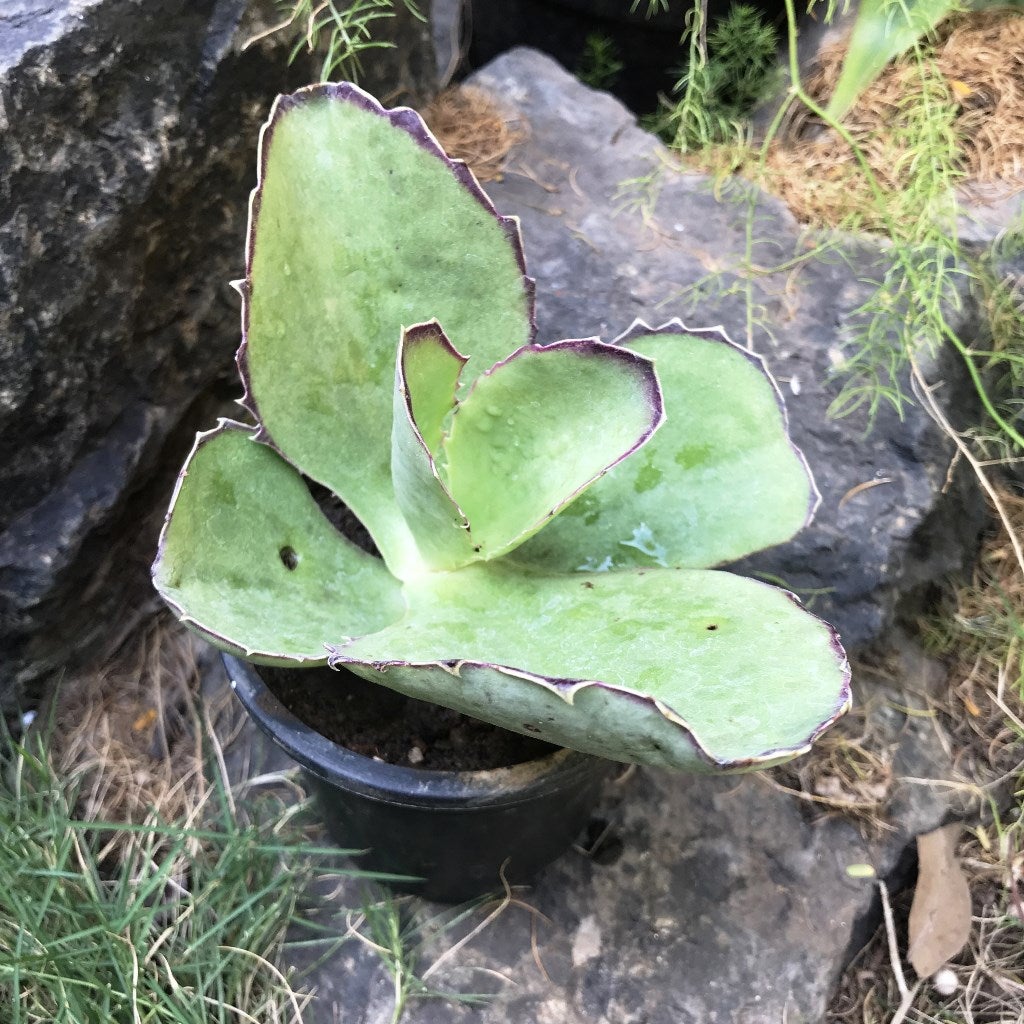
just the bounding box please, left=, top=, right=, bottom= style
left=0, top=0, right=435, bottom=708
left=957, top=188, right=1024, bottom=248
left=212, top=49, right=987, bottom=1024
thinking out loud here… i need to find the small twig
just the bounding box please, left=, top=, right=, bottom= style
left=992, top=690, right=1024, bottom=735
left=888, top=982, right=923, bottom=1024
left=567, top=165, right=587, bottom=202
left=242, top=3, right=305, bottom=50
left=507, top=161, right=562, bottom=193
left=343, top=910, right=390, bottom=954
left=203, top=699, right=236, bottom=818
left=838, top=477, right=895, bottom=508
left=574, top=816, right=616, bottom=857
left=306, top=1, right=331, bottom=53
left=530, top=908, right=551, bottom=984
left=421, top=864, right=515, bottom=981
left=997, top=635, right=1021, bottom=704
left=235, top=770, right=307, bottom=806
left=221, top=945, right=307, bottom=1024
left=128, top=939, right=142, bottom=1024
left=877, top=879, right=923, bottom=1024
left=757, top=772, right=896, bottom=824
left=878, top=879, right=910, bottom=999
left=468, top=966, right=517, bottom=986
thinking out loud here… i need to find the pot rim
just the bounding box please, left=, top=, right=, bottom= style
left=223, top=654, right=607, bottom=807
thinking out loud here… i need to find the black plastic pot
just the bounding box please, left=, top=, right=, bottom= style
left=224, top=655, right=613, bottom=902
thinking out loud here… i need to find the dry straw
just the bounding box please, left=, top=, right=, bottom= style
left=45, top=615, right=237, bottom=863
left=766, top=9, right=1024, bottom=228
left=423, top=84, right=525, bottom=183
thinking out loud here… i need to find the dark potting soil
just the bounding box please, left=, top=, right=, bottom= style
left=262, top=664, right=558, bottom=772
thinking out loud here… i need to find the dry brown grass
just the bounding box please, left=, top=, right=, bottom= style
left=830, top=870, right=1024, bottom=1021
left=922, top=490, right=1024, bottom=787
left=829, top=819, right=1024, bottom=1023
left=827, top=492, right=1024, bottom=1020
left=422, top=84, right=526, bottom=183
left=933, top=10, right=1024, bottom=184
left=764, top=696, right=896, bottom=834
left=44, top=613, right=239, bottom=863
left=758, top=8, right=1024, bottom=229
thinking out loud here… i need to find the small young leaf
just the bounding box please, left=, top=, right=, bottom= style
left=391, top=322, right=476, bottom=571
left=440, top=340, right=664, bottom=560
left=401, top=320, right=467, bottom=458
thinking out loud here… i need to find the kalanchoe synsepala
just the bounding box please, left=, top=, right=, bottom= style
left=153, top=82, right=851, bottom=772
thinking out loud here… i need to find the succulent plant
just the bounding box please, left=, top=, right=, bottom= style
left=153, top=83, right=851, bottom=772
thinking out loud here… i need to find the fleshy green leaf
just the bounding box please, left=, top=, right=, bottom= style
left=440, top=339, right=664, bottom=560
left=239, top=83, right=535, bottom=577
left=328, top=560, right=850, bottom=771
left=391, top=322, right=476, bottom=570
left=152, top=422, right=405, bottom=664
left=402, top=320, right=467, bottom=458
left=510, top=322, right=817, bottom=573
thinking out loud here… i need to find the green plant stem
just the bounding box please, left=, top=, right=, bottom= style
left=945, top=330, right=1024, bottom=451
left=779, top=0, right=1024, bottom=451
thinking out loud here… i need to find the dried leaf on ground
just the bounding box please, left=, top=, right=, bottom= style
left=908, top=823, right=972, bottom=977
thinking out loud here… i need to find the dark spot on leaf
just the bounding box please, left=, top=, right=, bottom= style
left=473, top=544, right=482, bottom=552
left=582, top=581, right=594, bottom=589
left=634, top=460, right=663, bottom=494
left=279, top=546, right=298, bottom=570
left=675, top=443, right=713, bottom=470
left=522, top=723, right=541, bottom=733
left=706, top=624, right=718, bottom=631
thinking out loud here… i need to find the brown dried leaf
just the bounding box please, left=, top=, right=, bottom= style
left=908, top=824, right=972, bottom=977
